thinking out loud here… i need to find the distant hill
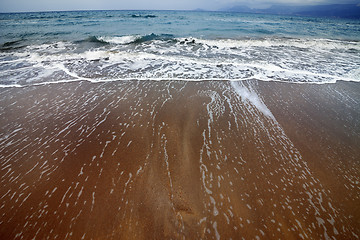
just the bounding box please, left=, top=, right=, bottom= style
left=192, top=8, right=206, bottom=12
left=220, top=4, right=360, bottom=19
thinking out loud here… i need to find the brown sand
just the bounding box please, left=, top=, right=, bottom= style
left=0, top=80, right=359, bottom=239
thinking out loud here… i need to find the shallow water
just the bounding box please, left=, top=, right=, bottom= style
left=1, top=10, right=360, bottom=87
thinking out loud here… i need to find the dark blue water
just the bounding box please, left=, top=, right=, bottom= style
left=1, top=10, right=360, bottom=44
left=0, top=10, right=359, bottom=86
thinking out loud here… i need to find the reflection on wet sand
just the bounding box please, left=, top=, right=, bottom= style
left=0, top=80, right=359, bottom=239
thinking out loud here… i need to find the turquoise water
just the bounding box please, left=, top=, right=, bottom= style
left=1, top=10, right=360, bottom=86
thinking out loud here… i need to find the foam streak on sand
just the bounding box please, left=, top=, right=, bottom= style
left=0, top=80, right=359, bottom=239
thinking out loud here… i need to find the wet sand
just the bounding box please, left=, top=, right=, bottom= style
left=0, top=80, right=359, bottom=239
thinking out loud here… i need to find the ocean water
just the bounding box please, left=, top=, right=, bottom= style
left=0, top=10, right=360, bottom=87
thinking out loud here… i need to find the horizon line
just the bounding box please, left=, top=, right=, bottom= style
left=1, top=9, right=206, bottom=14
left=1, top=3, right=359, bottom=14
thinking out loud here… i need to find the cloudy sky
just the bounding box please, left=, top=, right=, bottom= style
left=0, top=0, right=359, bottom=12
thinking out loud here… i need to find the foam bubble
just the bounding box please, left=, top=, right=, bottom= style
left=231, top=81, right=275, bottom=119
left=97, top=36, right=139, bottom=44
left=0, top=36, right=359, bottom=87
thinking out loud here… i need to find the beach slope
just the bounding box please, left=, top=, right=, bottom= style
left=0, top=80, right=359, bottom=239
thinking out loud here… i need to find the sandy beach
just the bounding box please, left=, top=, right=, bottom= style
left=0, top=80, right=359, bottom=239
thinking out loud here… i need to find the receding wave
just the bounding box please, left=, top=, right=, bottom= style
left=0, top=35, right=359, bottom=87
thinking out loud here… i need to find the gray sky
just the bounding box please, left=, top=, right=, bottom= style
left=0, top=0, right=359, bottom=12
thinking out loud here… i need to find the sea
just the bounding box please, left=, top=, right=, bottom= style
left=0, top=10, right=360, bottom=86
left=1, top=10, right=360, bottom=240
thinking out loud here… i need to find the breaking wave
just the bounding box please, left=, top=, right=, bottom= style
left=0, top=34, right=359, bottom=87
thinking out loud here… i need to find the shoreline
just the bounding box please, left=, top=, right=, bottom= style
left=0, top=80, right=359, bottom=239
left=1, top=78, right=357, bottom=89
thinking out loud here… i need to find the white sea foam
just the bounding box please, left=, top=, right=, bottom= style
left=1, top=36, right=359, bottom=87
left=231, top=81, right=275, bottom=120
left=193, top=37, right=360, bottom=51
left=0, top=84, right=23, bottom=88
left=98, top=35, right=139, bottom=44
